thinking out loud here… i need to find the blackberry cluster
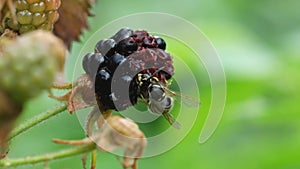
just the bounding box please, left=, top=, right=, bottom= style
left=82, top=28, right=174, bottom=111
left=5, top=0, right=61, bottom=34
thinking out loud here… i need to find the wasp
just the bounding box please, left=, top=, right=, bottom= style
left=133, top=68, right=200, bottom=129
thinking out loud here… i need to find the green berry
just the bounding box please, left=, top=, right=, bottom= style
left=19, top=24, right=36, bottom=34
left=15, top=0, right=29, bottom=10
left=29, top=2, right=46, bottom=13
left=6, top=19, right=20, bottom=31
left=46, top=10, right=59, bottom=23
left=27, top=0, right=41, bottom=4
left=37, top=21, right=52, bottom=31
left=0, top=31, right=66, bottom=103
left=32, top=13, right=47, bottom=26
left=5, top=0, right=61, bottom=34
left=17, top=10, right=33, bottom=25
left=45, top=0, right=61, bottom=11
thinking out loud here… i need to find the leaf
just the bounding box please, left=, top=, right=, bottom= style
left=53, top=0, right=96, bottom=49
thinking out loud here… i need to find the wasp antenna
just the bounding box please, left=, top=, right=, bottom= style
left=148, top=66, right=165, bottom=80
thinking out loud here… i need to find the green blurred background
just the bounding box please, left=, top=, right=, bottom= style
left=8, top=0, right=300, bottom=169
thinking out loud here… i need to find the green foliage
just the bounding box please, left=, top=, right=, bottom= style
left=7, top=0, right=300, bottom=168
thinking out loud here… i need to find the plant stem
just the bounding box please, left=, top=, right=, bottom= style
left=0, top=143, right=96, bottom=167
left=8, top=103, right=67, bottom=140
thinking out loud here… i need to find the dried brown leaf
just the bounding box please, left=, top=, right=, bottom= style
left=53, top=0, right=96, bottom=49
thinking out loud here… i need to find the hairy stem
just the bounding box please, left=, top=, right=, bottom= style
left=8, top=103, right=67, bottom=140
left=0, top=143, right=96, bottom=167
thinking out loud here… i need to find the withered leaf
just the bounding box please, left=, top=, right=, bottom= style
left=54, top=0, right=96, bottom=49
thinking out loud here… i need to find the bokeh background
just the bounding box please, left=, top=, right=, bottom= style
left=8, top=0, right=300, bottom=169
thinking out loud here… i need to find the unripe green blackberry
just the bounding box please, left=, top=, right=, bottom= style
left=5, top=0, right=61, bottom=34
left=0, top=30, right=66, bottom=103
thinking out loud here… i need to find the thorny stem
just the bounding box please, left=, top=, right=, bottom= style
left=8, top=103, right=67, bottom=140
left=0, top=142, right=96, bottom=167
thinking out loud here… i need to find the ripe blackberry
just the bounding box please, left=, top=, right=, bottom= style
left=82, top=28, right=173, bottom=112
left=4, top=0, right=61, bottom=34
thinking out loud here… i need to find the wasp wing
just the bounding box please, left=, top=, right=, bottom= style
left=163, top=112, right=182, bottom=129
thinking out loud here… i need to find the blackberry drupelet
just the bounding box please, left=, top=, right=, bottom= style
left=82, top=52, right=104, bottom=80
left=82, top=28, right=174, bottom=111
left=155, top=36, right=166, bottom=50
